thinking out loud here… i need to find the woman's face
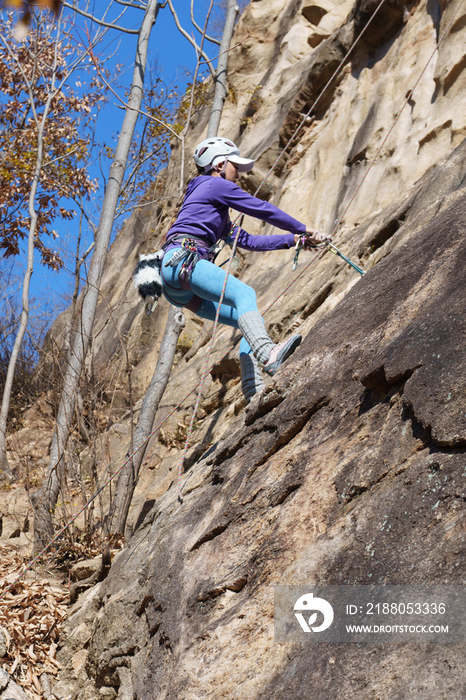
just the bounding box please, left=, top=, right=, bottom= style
left=212, top=159, right=239, bottom=183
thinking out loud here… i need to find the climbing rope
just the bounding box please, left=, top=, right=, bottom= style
left=261, top=0, right=466, bottom=317
left=252, top=0, right=390, bottom=199
left=175, top=0, right=391, bottom=499
left=176, top=222, right=243, bottom=502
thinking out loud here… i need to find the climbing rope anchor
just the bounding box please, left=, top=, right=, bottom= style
left=326, top=241, right=366, bottom=276
left=292, top=237, right=366, bottom=276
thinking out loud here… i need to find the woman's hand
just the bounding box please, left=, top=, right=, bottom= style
left=305, top=228, right=328, bottom=246
left=294, top=229, right=329, bottom=249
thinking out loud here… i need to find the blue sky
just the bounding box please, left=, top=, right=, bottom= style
left=25, top=0, right=225, bottom=310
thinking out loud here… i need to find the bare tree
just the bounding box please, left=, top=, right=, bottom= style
left=31, top=0, right=167, bottom=552
left=179, top=0, right=215, bottom=193
left=108, top=0, right=241, bottom=535
left=26, top=0, right=243, bottom=548
left=108, top=305, right=185, bottom=535
left=207, top=0, right=239, bottom=137
left=0, top=9, right=102, bottom=478
left=0, top=35, right=59, bottom=480
left=107, top=0, right=217, bottom=535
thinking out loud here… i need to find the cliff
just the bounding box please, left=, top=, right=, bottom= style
left=57, top=145, right=466, bottom=699
left=4, top=0, right=466, bottom=698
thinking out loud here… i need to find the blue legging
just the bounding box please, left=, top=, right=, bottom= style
left=161, top=248, right=256, bottom=356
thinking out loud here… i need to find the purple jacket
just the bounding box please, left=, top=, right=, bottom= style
left=165, top=176, right=305, bottom=254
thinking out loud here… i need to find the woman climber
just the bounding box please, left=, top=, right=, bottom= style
left=136, top=136, right=326, bottom=402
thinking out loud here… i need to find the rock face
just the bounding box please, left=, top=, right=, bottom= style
left=51, top=0, right=466, bottom=697
left=57, top=148, right=466, bottom=699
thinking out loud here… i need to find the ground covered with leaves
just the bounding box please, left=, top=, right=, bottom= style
left=0, top=541, right=68, bottom=698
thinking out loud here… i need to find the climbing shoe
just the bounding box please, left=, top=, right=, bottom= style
left=263, top=335, right=302, bottom=376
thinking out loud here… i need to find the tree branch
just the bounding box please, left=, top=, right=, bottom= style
left=166, top=0, right=214, bottom=76
left=43, top=145, right=79, bottom=168
left=115, top=0, right=147, bottom=9
left=198, top=34, right=249, bottom=66
left=190, top=0, right=220, bottom=45
left=38, top=0, right=163, bottom=553
left=108, top=305, right=185, bottom=535
left=0, top=15, right=62, bottom=479
left=117, top=194, right=167, bottom=216
left=207, top=0, right=239, bottom=137
left=179, top=0, right=213, bottom=193
left=93, top=63, right=182, bottom=141
left=62, top=1, right=140, bottom=33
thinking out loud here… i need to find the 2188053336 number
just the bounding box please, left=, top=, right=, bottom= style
left=364, top=602, right=446, bottom=615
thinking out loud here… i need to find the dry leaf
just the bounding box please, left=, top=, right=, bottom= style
left=1, top=543, right=68, bottom=699
left=9, top=653, right=20, bottom=675
left=47, top=655, right=61, bottom=669
left=13, top=15, right=29, bottom=41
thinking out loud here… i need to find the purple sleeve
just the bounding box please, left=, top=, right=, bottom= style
left=228, top=227, right=295, bottom=251
left=209, top=178, right=306, bottom=235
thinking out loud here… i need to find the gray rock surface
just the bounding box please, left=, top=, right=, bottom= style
left=0, top=627, right=7, bottom=659
left=55, top=136, right=466, bottom=699
left=70, top=557, right=103, bottom=583
left=0, top=669, right=29, bottom=700
left=0, top=670, right=8, bottom=692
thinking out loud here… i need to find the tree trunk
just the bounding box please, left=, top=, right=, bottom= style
left=0, top=72, right=56, bottom=480
left=33, top=0, right=164, bottom=553
left=107, top=2, right=241, bottom=531
left=206, top=0, right=239, bottom=138
left=108, top=305, right=185, bottom=535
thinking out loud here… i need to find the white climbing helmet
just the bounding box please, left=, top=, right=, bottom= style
left=193, top=137, right=255, bottom=173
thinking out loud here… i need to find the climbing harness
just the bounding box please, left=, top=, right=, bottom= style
left=135, top=236, right=221, bottom=316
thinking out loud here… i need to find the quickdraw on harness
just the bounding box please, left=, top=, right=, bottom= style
left=161, top=237, right=206, bottom=314
left=164, top=237, right=200, bottom=279
left=134, top=238, right=211, bottom=317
